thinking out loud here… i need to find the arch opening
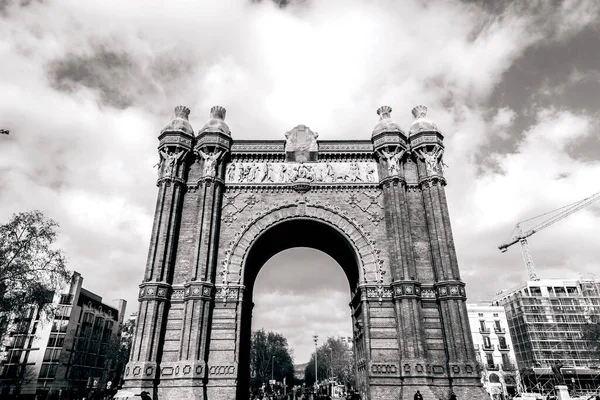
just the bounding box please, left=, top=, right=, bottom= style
left=243, top=219, right=361, bottom=294
left=237, top=218, right=361, bottom=397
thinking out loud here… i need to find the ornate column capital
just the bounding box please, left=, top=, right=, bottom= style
left=391, top=280, right=421, bottom=299
left=183, top=281, right=214, bottom=300
left=433, top=280, right=466, bottom=300
left=138, top=282, right=172, bottom=301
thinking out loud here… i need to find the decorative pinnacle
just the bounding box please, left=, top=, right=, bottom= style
left=377, top=106, right=392, bottom=119
left=411, top=105, right=427, bottom=119
left=210, top=106, right=226, bottom=120
left=174, top=105, right=190, bottom=119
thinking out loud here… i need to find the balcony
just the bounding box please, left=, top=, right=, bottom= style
left=486, top=364, right=500, bottom=371
left=482, top=344, right=495, bottom=352
left=502, top=363, right=517, bottom=372
left=479, top=327, right=491, bottom=334
left=494, top=326, right=505, bottom=334
left=498, top=344, right=510, bottom=352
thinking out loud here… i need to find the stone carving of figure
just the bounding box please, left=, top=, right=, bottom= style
left=289, top=165, right=299, bottom=182
left=381, top=149, right=405, bottom=176
left=159, top=149, right=186, bottom=178
left=324, top=163, right=335, bottom=183
left=418, top=147, right=444, bottom=175
left=345, top=163, right=361, bottom=182
left=265, top=163, right=276, bottom=183
left=306, top=165, right=315, bottom=182
left=199, top=149, right=223, bottom=177
left=238, top=165, right=249, bottom=183
left=256, top=163, right=268, bottom=183
left=296, top=164, right=309, bottom=180
left=245, top=163, right=256, bottom=182
left=365, top=165, right=376, bottom=182
left=280, top=165, right=288, bottom=182
left=226, top=163, right=237, bottom=181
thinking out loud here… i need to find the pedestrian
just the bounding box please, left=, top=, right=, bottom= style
left=449, top=391, right=457, bottom=400
left=140, top=391, right=152, bottom=400
left=414, top=390, right=423, bottom=400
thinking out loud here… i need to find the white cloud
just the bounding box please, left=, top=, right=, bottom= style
left=493, top=107, right=517, bottom=128
left=451, top=107, right=600, bottom=295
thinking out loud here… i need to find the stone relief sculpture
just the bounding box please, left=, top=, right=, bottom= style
left=226, top=163, right=236, bottom=181
left=159, top=149, right=186, bottom=178
left=380, top=149, right=405, bottom=176
left=417, top=146, right=444, bottom=175
left=284, top=125, right=319, bottom=162
left=365, top=165, right=376, bottom=182
left=225, top=162, right=379, bottom=184
left=199, top=149, right=223, bottom=177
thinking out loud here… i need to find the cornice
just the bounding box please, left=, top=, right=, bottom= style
left=224, top=182, right=379, bottom=192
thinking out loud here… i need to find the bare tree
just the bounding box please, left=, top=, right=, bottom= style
left=13, top=364, right=38, bottom=397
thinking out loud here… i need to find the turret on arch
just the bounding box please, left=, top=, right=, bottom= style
left=122, top=105, right=489, bottom=400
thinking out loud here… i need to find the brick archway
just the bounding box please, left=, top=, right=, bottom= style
left=124, top=105, right=489, bottom=400
left=217, top=200, right=386, bottom=297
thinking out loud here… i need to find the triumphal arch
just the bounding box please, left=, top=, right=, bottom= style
left=123, top=105, right=488, bottom=400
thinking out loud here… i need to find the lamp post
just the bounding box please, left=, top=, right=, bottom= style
left=313, top=334, right=318, bottom=388
left=271, top=355, right=275, bottom=382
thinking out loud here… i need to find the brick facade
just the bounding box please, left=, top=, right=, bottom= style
left=122, top=105, right=488, bottom=400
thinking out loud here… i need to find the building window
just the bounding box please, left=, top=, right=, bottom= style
left=102, top=320, right=114, bottom=342
left=13, top=335, right=26, bottom=349
left=478, top=313, right=484, bottom=317
left=494, top=320, right=502, bottom=332
left=8, top=350, right=22, bottom=363
left=59, top=294, right=73, bottom=305
left=489, top=373, right=500, bottom=383
left=493, top=313, right=499, bottom=317
left=47, top=334, right=64, bottom=348
left=483, top=336, right=492, bottom=349
left=530, top=287, right=541, bottom=296
left=498, top=336, right=507, bottom=349
left=479, top=320, right=488, bottom=332
left=486, top=353, right=494, bottom=367
left=39, top=363, right=57, bottom=379
left=43, top=348, right=61, bottom=362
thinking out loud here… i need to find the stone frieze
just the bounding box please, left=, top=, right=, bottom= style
left=225, top=162, right=378, bottom=184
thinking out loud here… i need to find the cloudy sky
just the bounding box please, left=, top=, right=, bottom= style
left=1, top=0, right=600, bottom=363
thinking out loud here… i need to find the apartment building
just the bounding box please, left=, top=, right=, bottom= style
left=467, top=303, right=519, bottom=399
left=0, top=272, right=127, bottom=399
left=492, top=278, right=600, bottom=393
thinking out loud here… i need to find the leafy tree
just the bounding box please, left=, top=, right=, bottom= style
left=106, top=316, right=136, bottom=388
left=249, top=329, right=294, bottom=392
left=0, top=210, right=70, bottom=341
left=304, top=337, right=355, bottom=388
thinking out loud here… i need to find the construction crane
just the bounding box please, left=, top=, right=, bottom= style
left=499, top=190, right=600, bottom=280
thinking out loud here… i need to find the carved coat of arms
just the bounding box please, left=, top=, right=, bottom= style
left=284, top=125, right=318, bottom=162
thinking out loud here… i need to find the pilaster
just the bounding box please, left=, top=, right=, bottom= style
left=408, top=105, right=481, bottom=391
left=124, top=106, right=194, bottom=392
